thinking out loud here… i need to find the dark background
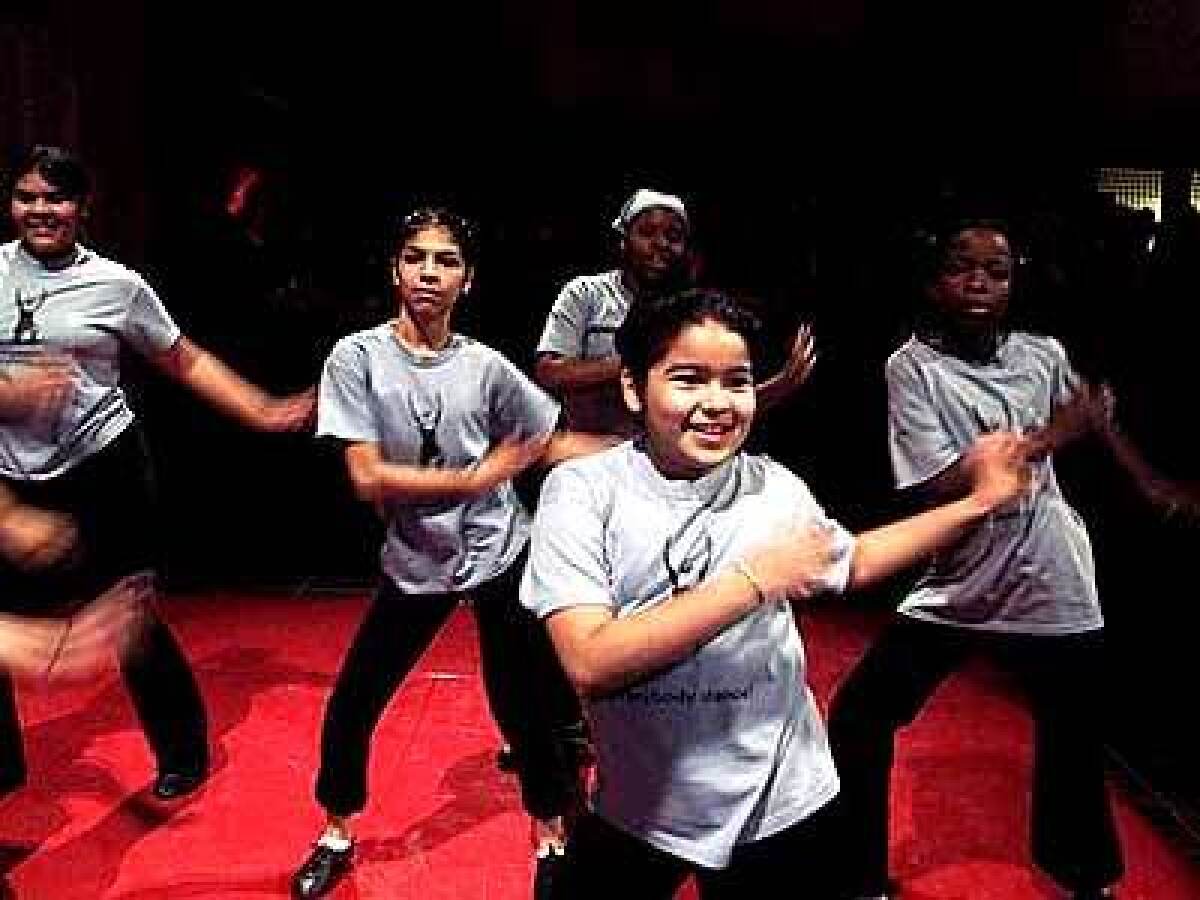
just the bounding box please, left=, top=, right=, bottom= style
left=4, top=0, right=1199, bottom=844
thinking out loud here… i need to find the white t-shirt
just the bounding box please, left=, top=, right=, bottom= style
left=522, top=441, right=854, bottom=867
left=319, top=324, right=560, bottom=594
left=0, top=241, right=181, bottom=479
left=888, top=332, right=1102, bottom=633
left=536, top=269, right=636, bottom=435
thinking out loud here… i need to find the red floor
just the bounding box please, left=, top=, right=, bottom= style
left=1, top=593, right=1197, bottom=899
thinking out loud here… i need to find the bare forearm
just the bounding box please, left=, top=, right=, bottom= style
left=359, top=461, right=479, bottom=504
left=541, top=431, right=621, bottom=466
left=535, top=355, right=621, bottom=393
left=551, top=568, right=762, bottom=697
left=848, top=496, right=989, bottom=590
left=755, top=371, right=791, bottom=411
left=153, top=338, right=270, bottom=428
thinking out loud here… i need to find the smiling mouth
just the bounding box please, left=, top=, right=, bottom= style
left=689, top=424, right=736, bottom=440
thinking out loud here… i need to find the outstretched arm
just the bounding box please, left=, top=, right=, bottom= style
left=544, top=431, right=1031, bottom=698
left=847, top=430, right=1032, bottom=589
left=534, top=352, right=622, bottom=394
left=150, top=337, right=315, bottom=432
left=1028, top=382, right=1199, bottom=521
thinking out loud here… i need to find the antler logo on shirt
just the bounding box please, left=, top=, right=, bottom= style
left=407, top=392, right=445, bottom=467
left=13, top=285, right=47, bottom=343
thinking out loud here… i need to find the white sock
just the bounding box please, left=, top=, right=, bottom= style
left=317, top=834, right=352, bottom=852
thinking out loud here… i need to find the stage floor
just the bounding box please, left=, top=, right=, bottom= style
left=2, top=592, right=1196, bottom=899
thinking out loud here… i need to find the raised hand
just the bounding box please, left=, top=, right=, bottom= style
left=777, top=324, right=817, bottom=391
left=756, top=323, right=818, bottom=410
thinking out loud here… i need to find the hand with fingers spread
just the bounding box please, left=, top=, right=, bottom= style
left=757, top=323, right=818, bottom=410
left=778, top=324, right=818, bottom=389
left=0, top=351, right=75, bottom=423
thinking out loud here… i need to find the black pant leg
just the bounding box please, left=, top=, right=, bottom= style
left=825, top=617, right=971, bottom=896
left=314, top=582, right=456, bottom=817
left=698, top=799, right=845, bottom=899
left=119, top=604, right=209, bottom=775
left=472, top=556, right=580, bottom=820
left=1005, top=630, right=1124, bottom=893
left=0, top=671, right=26, bottom=795
left=550, top=812, right=690, bottom=900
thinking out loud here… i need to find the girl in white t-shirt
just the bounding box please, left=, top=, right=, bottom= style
left=0, top=145, right=315, bottom=806
left=522, top=287, right=1033, bottom=898
left=293, top=207, right=610, bottom=900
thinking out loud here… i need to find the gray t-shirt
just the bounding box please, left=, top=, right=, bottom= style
left=0, top=241, right=181, bottom=479
left=536, top=269, right=636, bottom=435
left=888, top=333, right=1102, bottom=634
left=522, top=441, right=854, bottom=868
left=319, top=324, right=559, bottom=594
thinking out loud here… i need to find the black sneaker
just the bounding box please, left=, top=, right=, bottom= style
left=560, top=721, right=595, bottom=766
left=152, top=768, right=208, bottom=800
left=497, top=743, right=516, bottom=773
left=292, top=842, right=354, bottom=899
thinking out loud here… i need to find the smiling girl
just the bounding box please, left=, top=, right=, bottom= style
left=0, top=145, right=314, bottom=804
left=521, top=288, right=1033, bottom=898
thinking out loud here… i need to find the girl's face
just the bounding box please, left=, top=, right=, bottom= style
left=622, top=318, right=756, bottom=479
left=392, top=224, right=473, bottom=323
left=926, top=227, right=1013, bottom=330
left=11, top=169, right=84, bottom=262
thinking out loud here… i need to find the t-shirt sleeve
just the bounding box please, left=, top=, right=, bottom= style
left=489, top=352, right=561, bottom=442
left=317, top=338, right=378, bottom=443
left=536, top=279, right=591, bottom=358
left=886, top=351, right=958, bottom=490
left=1046, top=337, right=1084, bottom=408
left=124, top=274, right=182, bottom=356
left=521, top=464, right=613, bottom=618
left=775, top=464, right=857, bottom=595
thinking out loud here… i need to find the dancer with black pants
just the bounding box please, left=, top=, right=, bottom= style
left=825, top=217, right=1189, bottom=900
left=0, top=145, right=314, bottom=801
left=293, top=207, right=605, bottom=900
